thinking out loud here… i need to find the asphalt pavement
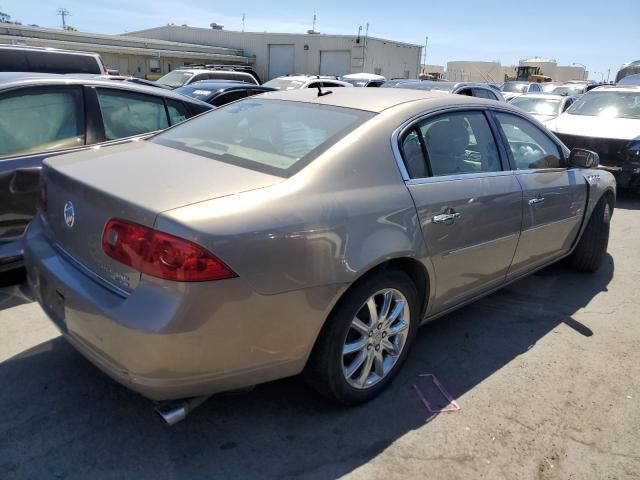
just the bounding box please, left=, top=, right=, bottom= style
left=1, top=192, right=639, bottom=480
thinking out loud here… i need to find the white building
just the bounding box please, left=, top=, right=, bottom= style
left=0, top=23, right=252, bottom=78
left=126, top=25, right=423, bottom=80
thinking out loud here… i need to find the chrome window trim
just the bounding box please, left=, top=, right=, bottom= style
left=406, top=169, right=517, bottom=185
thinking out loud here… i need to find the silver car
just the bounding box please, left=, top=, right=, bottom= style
left=25, top=89, right=615, bottom=422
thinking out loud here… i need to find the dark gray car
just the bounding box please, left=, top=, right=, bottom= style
left=0, top=73, right=212, bottom=272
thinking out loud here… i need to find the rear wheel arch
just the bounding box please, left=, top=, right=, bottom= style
left=306, top=256, right=431, bottom=366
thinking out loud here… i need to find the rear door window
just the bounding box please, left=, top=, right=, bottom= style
left=494, top=112, right=564, bottom=169
left=0, top=86, right=85, bottom=158
left=166, top=99, right=190, bottom=125
left=96, top=88, right=169, bottom=140
left=401, top=110, right=503, bottom=178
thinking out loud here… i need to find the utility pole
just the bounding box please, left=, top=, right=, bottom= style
left=606, top=68, right=610, bottom=83
left=362, top=22, right=369, bottom=73
left=312, top=11, right=316, bottom=32
left=242, top=12, right=245, bottom=32
left=56, top=7, right=70, bottom=29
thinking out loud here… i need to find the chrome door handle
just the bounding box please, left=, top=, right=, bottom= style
left=528, top=196, right=545, bottom=206
left=432, top=212, right=461, bottom=224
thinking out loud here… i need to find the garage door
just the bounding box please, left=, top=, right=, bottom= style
left=268, top=45, right=295, bottom=80
left=320, top=51, right=351, bottom=77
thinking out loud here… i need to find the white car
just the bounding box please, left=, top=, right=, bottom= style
left=546, top=86, right=640, bottom=188
left=510, top=93, right=577, bottom=125
left=500, top=81, right=544, bottom=101
left=262, top=75, right=354, bottom=90
left=340, top=73, right=386, bottom=87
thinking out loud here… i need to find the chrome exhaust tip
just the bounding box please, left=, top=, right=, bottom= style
left=154, top=395, right=210, bottom=426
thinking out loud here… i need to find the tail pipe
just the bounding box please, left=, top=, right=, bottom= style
left=154, top=395, right=211, bottom=426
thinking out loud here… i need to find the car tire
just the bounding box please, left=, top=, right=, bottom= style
left=304, top=269, right=420, bottom=405
left=569, top=197, right=611, bottom=272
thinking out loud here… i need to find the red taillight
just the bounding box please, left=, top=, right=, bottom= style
left=102, top=219, right=236, bottom=282
left=39, top=180, right=48, bottom=212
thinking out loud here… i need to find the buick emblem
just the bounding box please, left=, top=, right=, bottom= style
left=63, top=201, right=75, bottom=228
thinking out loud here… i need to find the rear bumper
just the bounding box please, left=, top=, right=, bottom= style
left=24, top=215, right=343, bottom=401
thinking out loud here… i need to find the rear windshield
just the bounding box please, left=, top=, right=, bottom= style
left=262, top=78, right=306, bottom=90
left=151, top=99, right=374, bottom=177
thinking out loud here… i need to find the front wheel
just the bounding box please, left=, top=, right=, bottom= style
left=304, top=269, right=420, bottom=405
left=569, top=197, right=611, bottom=272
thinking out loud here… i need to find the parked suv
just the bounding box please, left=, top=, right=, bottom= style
left=0, top=44, right=105, bottom=74
left=0, top=72, right=212, bottom=272
left=157, top=65, right=260, bottom=89
left=175, top=81, right=275, bottom=106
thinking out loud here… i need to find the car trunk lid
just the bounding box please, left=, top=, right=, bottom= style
left=41, top=140, right=282, bottom=292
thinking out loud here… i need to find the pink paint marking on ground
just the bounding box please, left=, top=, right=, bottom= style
left=413, top=373, right=461, bottom=414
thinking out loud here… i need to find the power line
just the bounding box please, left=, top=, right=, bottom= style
left=56, top=7, right=70, bottom=29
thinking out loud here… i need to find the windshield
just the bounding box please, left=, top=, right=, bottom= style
left=501, top=83, right=528, bottom=93
left=510, top=97, right=562, bottom=116
left=262, top=78, right=307, bottom=90
left=567, top=91, right=640, bottom=119
left=157, top=71, right=195, bottom=88
left=151, top=99, right=374, bottom=177
left=341, top=78, right=367, bottom=87
left=552, top=86, right=585, bottom=96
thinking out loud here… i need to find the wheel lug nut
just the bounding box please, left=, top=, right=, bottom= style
left=382, top=332, right=387, bottom=337
left=375, top=345, right=380, bottom=351
left=377, top=323, right=382, bottom=329
left=367, top=345, right=372, bottom=350
left=368, top=331, right=373, bottom=337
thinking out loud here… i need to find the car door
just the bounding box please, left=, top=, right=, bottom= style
left=398, top=108, right=523, bottom=312
left=0, top=85, right=87, bottom=256
left=491, top=110, right=588, bottom=277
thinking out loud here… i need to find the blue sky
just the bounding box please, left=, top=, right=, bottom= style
left=4, top=0, right=638, bottom=81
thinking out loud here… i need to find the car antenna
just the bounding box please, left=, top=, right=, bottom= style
left=315, top=75, right=332, bottom=97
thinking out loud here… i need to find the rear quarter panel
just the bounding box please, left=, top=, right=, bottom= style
left=158, top=106, right=431, bottom=297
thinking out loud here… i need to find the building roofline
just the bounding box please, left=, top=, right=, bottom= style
left=126, top=25, right=423, bottom=49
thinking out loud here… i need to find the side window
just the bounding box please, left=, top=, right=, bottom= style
left=211, top=90, right=249, bottom=107
left=457, top=88, right=473, bottom=96
left=472, top=88, right=493, bottom=99
left=96, top=89, right=169, bottom=140
left=307, top=82, right=320, bottom=89
left=562, top=98, right=574, bottom=112
left=530, top=84, right=541, bottom=92
left=0, top=86, right=85, bottom=158
left=400, top=111, right=502, bottom=178
left=401, top=129, right=428, bottom=178
left=323, top=82, right=344, bottom=88
left=166, top=99, right=189, bottom=125
left=495, top=112, right=564, bottom=169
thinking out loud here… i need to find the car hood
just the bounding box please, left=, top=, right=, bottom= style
left=547, top=114, right=640, bottom=140
left=43, top=139, right=284, bottom=213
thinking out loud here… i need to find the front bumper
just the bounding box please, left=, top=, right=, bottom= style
left=24, top=215, right=342, bottom=401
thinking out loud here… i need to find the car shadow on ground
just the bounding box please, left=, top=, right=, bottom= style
left=0, top=268, right=32, bottom=311
left=616, top=189, right=640, bottom=210
left=0, top=256, right=613, bottom=479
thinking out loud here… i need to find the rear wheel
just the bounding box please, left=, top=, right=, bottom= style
left=305, top=270, right=419, bottom=404
left=569, top=197, right=611, bottom=272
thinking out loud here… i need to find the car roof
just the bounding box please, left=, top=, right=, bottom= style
left=259, top=88, right=506, bottom=113
left=0, top=72, right=210, bottom=105
left=0, top=44, right=99, bottom=57
left=512, top=93, right=567, bottom=100
left=179, top=69, right=254, bottom=76
left=591, top=85, right=640, bottom=93
left=183, top=80, right=259, bottom=89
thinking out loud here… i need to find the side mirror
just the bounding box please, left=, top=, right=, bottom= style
left=569, top=148, right=599, bottom=168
